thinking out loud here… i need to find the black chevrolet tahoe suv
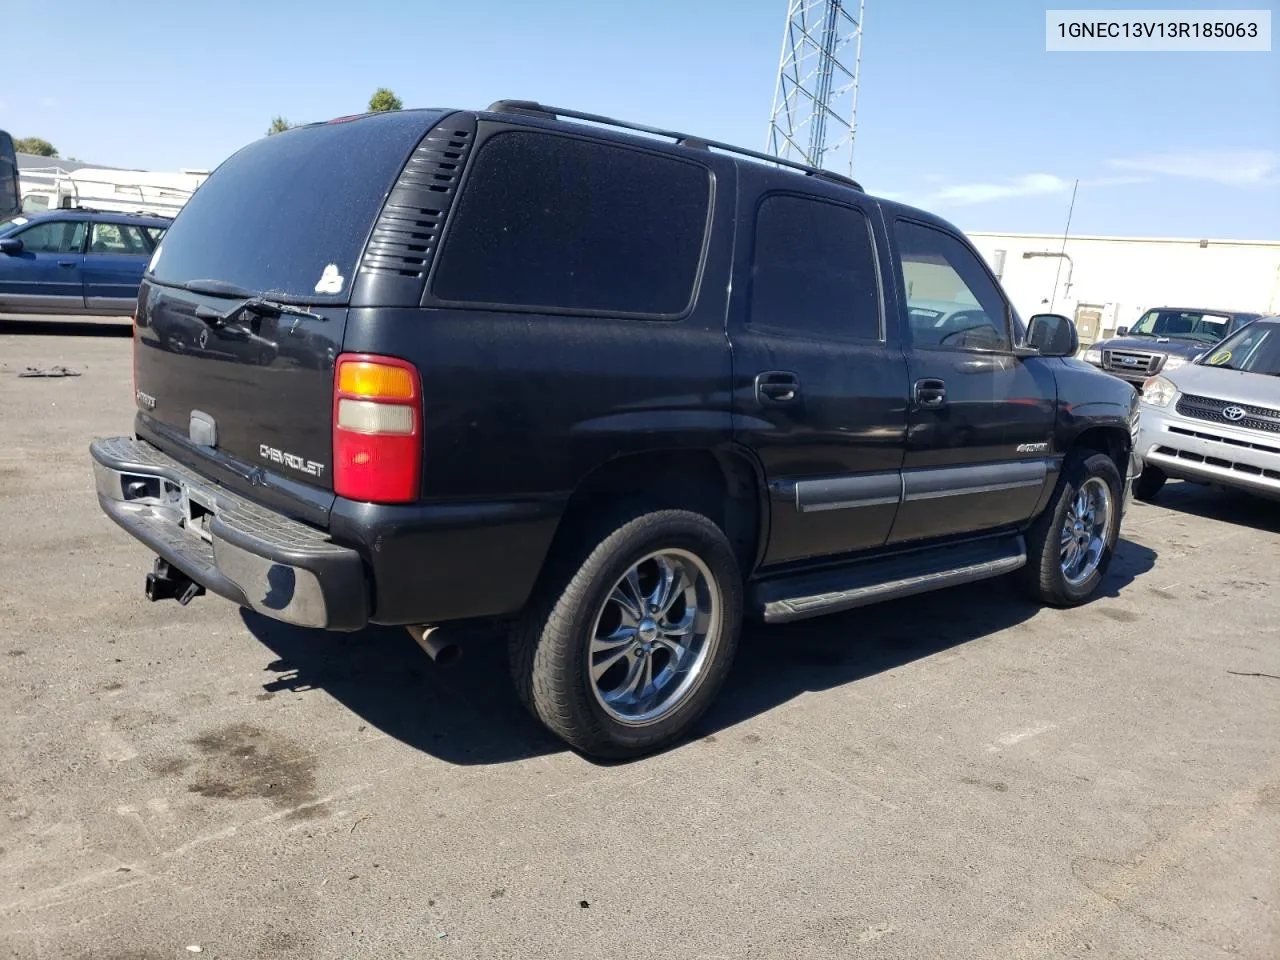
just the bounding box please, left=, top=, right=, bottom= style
left=91, top=102, right=1139, bottom=758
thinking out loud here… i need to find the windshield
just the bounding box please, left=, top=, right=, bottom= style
left=1201, top=321, right=1280, bottom=375
left=1129, top=308, right=1231, bottom=343
left=148, top=110, right=442, bottom=302
left=0, top=215, right=29, bottom=235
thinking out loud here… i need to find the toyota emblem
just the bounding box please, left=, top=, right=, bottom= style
left=1222, top=405, right=1246, bottom=422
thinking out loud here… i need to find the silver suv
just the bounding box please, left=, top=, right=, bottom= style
left=1133, top=315, right=1280, bottom=501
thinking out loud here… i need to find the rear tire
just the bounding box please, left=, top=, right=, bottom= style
left=509, top=508, right=742, bottom=759
left=1017, top=451, right=1123, bottom=607
left=1132, top=463, right=1166, bottom=502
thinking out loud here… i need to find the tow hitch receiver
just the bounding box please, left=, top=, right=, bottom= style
left=145, top=558, right=206, bottom=606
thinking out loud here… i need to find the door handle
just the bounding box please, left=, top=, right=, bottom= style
left=755, top=371, right=801, bottom=405
left=57, top=260, right=77, bottom=268
left=914, top=377, right=947, bottom=408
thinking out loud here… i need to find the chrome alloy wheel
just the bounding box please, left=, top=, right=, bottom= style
left=587, top=549, right=721, bottom=726
left=1060, top=477, right=1113, bottom=586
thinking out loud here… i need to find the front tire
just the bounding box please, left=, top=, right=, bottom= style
left=1017, top=451, right=1123, bottom=607
left=1131, top=463, right=1166, bottom=501
left=509, top=509, right=742, bottom=759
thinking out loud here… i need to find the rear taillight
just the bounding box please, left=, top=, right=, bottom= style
left=332, top=354, right=422, bottom=503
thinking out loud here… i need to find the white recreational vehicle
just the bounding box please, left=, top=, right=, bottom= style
left=17, top=160, right=209, bottom=218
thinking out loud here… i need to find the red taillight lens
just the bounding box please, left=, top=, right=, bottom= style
left=332, top=354, right=422, bottom=503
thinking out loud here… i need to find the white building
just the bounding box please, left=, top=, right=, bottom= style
left=967, top=232, right=1280, bottom=345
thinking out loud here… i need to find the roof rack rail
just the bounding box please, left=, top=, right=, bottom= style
left=486, top=100, right=863, bottom=192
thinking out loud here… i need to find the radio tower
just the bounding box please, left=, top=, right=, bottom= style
left=766, top=0, right=865, bottom=177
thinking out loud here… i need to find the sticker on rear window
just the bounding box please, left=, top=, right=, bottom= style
left=314, top=263, right=344, bottom=295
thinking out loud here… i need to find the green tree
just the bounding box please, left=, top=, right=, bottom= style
left=266, top=116, right=295, bottom=136
left=368, top=88, right=403, bottom=112
left=14, top=137, right=57, bottom=157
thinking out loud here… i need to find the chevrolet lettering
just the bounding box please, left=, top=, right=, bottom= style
left=259, top=444, right=325, bottom=478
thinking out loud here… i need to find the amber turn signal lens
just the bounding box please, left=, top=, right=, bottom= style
left=337, top=361, right=416, bottom=400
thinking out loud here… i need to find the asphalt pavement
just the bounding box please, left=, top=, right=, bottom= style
left=1, top=318, right=1277, bottom=959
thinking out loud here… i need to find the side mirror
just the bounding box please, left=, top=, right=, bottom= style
left=1115, top=326, right=1129, bottom=337
left=1025, top=313, right=1079, bottom=358
left=0, top=237, right=22, bottom=255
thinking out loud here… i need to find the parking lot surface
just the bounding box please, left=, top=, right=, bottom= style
left=2, top=319, right=1277, bottom=959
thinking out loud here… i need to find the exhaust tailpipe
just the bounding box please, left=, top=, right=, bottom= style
left=406, top=625, right=462, bottom=667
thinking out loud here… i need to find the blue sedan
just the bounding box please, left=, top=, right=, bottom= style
left=0, top=209, right=170, bottom=316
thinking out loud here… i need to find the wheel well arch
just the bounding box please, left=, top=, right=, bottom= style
left=548, top=446, right=768, bottom=578
left=1069, top=425, right=1132, bottom=478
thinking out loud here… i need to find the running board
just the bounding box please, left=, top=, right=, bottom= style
left=753, top=535, right=1026, bottom=624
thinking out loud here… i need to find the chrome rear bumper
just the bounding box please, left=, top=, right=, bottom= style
left=91, top=437, right=370, bottom=630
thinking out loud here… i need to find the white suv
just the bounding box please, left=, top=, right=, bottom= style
left=1133, top=315, right=1280, bottom=502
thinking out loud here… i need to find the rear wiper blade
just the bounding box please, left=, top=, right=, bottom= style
left=193, top=296, right=327, bottom=327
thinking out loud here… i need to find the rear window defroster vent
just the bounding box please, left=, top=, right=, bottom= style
left=354, top=113, right=477, bottom=303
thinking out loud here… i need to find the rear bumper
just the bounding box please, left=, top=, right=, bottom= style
left=90, top=437, right=370, bottom=631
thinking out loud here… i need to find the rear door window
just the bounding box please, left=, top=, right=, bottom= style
left=90, top=222, right=151, bottom=255
left=749, top=194, right=881, bottom=341
left=431, top=131, right=711, bottom=318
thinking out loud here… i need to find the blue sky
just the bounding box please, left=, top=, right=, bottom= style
left=4, top=0, right=1276, bottom=238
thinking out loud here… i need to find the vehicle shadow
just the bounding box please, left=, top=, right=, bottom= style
left=240, top=536, right=1157, bottom=766
left=1148, top=479, right=1280, bottom=533
left=0, top=316, right=131, bottom=337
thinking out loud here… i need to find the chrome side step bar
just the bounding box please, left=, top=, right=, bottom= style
left=754, top=535, right=1027, bottom=624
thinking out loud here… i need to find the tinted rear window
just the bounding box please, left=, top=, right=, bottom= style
left=750, top=194, right=881, bottom=341
left=148, top=111, right=443, bottom=301
left=431, top=131, right=711, bottom=317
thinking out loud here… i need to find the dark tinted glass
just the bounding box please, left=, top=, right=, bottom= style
left=750, top=195, right=880, bottom=340
left=0, top=133, right=17, bottom=218
left=149, top=111, right=443, bottom=301
left=432, top=132, right=710, bottom=316
left=895, top=220, right=1009, bottom=351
